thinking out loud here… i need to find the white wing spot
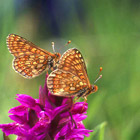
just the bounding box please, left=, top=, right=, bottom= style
left=32, top=69, right=38, bottom=74
left=60, top=89, right=64, bottom=92
left=70, top=87, right=76, bottom=91
left=37, top=64, right=43, bottom=68
left=79, top=54, right=82, bottom=57
left=48, top=84, right=53, bottom=88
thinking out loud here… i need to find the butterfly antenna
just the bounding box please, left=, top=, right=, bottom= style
left=64, top=40, right=71, bottom=47
left=52, top=42, right=56, bottom=53
left=94, top=74, right=102, bottom=84
left=94, top=67, right=102, bottom=84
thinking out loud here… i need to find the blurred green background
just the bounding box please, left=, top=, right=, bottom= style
left=0, top=0, right=140, bottom=140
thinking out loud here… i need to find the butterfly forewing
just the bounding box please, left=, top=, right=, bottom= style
left=47, top=48, right=91, bottom=97
left=7, top=34, right=58, bottom=78
left=58, top=48, right=90, bottom=86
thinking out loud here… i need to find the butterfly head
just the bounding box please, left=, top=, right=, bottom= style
left=86, top=84, right=98, bottom=97
left=54, top=53, right=61, bottom=63
left=91, top=85, right=98, bottom=93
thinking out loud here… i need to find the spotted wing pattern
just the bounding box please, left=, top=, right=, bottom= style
left=47, top=48, right=91, bottom=97
left=7, top=34, right=56, bottom=78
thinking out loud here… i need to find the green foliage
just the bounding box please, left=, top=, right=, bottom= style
left=85, top=122, right=107, bottom=140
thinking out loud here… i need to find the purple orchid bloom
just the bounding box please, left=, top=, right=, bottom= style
left=0, top=75, right=93, bottom=140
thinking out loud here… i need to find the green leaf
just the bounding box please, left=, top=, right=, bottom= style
left=85, top=121, right=107, bottom=140
left=98, top=122, right=107, bottom=140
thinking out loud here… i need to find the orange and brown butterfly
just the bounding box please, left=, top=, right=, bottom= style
left=47, top=48, right=102, bottom=102
left=7, top=34, right=62, bottom=79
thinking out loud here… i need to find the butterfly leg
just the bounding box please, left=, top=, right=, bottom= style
left=84, top=96, right=87, bottom=103
left=74, top=96, right=80, bottom=103
left=46, top=69, right=48, bottom=75
left=73, top=96, right=87, bottom=113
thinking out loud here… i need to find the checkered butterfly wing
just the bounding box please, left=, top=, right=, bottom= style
left=7, top=34, right=58, bottom=78
left=47, top=48, right=91, bottom=97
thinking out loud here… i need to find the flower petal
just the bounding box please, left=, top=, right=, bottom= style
left=9, top=115, right=27, bottom=124
left=16, top=135, right=36, bottom=140
left=8, top=105, right=27, bottom=116
left=45, top=100, right=54, bottom=110
left=53, top=104, right=68, bottom=118
left=72, top=102, right=88, bottom=114
left=16, top=94, right=36, bottom=108
left=0, top=123, right=26, bottom=136
left=66, top=128, right=93, bottom=139
left=29, top=122, right=49, bottom=137
left=54, top=123, right=69, bottom=139
left=73, top=114, right=87, bottom=122
left=39, top=111, right=51, bottom=125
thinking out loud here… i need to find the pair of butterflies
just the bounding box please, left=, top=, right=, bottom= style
left=7, top=34, right=101, bottom=101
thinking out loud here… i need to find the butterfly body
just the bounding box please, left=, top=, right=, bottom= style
left=47, top=48, right=98, bottom=100
left=7, top=34, right=61, bottom=78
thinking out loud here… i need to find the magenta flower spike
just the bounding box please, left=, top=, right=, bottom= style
left=0, top=75, right=93, bottom=140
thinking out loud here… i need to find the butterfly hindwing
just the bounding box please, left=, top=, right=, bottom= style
left=47, top=69, right=87, bottom=97
left=13, top=54, right=49, bottom=78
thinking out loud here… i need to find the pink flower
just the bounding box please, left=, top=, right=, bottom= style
left=0, top=75, right=93, bottom=140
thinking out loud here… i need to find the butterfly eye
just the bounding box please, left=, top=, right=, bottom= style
left=92, top=85, right=98, bottom=92
left=57, top=53, right=61, bottom=58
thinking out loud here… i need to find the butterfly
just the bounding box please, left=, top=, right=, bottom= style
left=47, top=48, right=102, bottom=102
left=7, top=34, right=61, bottom=79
